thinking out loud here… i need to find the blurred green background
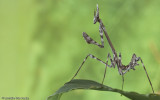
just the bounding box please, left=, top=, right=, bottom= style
left=0, top=0, right=160, bottom=100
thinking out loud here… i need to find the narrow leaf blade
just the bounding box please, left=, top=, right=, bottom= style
left=47, top=79, right=160, bottom=100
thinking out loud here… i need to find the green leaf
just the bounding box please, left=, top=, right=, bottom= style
left=47, top=79, right=160, bottom=100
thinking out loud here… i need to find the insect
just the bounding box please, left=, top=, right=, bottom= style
left=71, top=4, right=154, bottom=93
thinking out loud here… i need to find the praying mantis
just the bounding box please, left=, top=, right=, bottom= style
left=71, top=4, right=154, bottom=93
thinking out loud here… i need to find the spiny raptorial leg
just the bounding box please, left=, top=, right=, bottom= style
left=83, top=22, right=104, bottom=48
